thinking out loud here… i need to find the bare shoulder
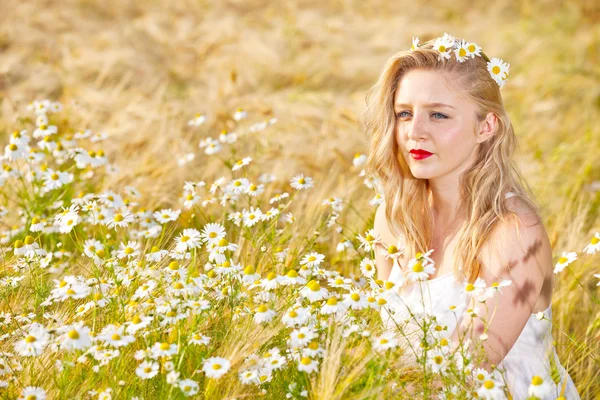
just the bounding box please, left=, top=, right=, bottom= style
left=504, top=195, right=542, bottom=228
left=480, top=198, right=551, bottom=279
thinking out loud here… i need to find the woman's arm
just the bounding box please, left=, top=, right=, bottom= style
left=451, top=212, right=551, bottom=370
left=373, top=199, right=394, bottom=281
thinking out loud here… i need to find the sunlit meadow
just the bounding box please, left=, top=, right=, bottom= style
left=0, top=1, right=599, bottom=399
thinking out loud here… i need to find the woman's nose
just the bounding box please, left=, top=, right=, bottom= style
left=406, top=114, right=428, bottom=141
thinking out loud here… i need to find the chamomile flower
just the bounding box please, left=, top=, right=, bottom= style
left=433, top=33, right=455, bottom=60
left=202, top=356, right=231, bottom=379
left=464, top=41, right=482, bottom=58
left=189, top=332, right=211, bottom=346
left=487, top=57, right=510, bottom=88
left=426, top=348, right=449, bottom=374
left=372, top=331, right=398, bottom=352
left=188, top=113, right=206, bottom=127
left=19, top=386, right=47, bottom=400
left=98, top=324, right=135, bottom=348
left=106, top=211, right=134, bottom=229
left=254, top=304, right=277, bottom=324
left=175, top=228, right=202, bottom=252
left=342, top=290, right=369, bottom=310
left=357, top=228, right=383, bottom=252
left=153, top=208, right=181, bottom=224
left=269, top=192, right=289, bottom=204
left=242, top=207, right=264, bottom=227
left=56, top=322, right=92, bottom=351
left=583, top=232, right=600, bottom=255
left=553, top=251, right=577, bottom=274
left=290, top=173, right=313, bottom=190
left=454, top=39, right=471, bottom=62
left=14, top=323, right=50, bottom=356
left=200, top=138, right=222, bottom=155
left=476, top=379, right=506, bottom=400
left=200, top=222, right=226, bottom=246
left=300, top=280, right=329, bottom=302
left=245, top=182, right=264, bottom=197
left=300, top=252, right=325, bottom=268
left=594, top=274, right=600, bottom=286
left=116, top=240, right=140, bottom=259
left=297, top=356, right=318, bottom=373
left=232, top=156, right=252, bottom=171
left=411, top=36, right=420, bottom=51
left=406, top=257, right=436, bottom=282
left=527, top=375, right=553, bottom=399
left=136, top=360, right=159, bottom=379
left=151, top=342, right=178, bottom=358
left=178, top=379, right=200, bottom=396
left=359, top=258, right=377, bottom=278
left=218, top=129, right=238, bottom=143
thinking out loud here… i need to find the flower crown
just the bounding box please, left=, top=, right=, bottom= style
left=410, top=32, right=510, bottom=88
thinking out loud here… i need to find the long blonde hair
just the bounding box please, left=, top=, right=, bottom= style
left=361, top=37, right=543, bottom=283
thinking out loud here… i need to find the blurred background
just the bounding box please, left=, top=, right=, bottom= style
left=0, top=0, right=599, bottom=396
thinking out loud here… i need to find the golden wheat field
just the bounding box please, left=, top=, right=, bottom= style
left=0, top=0, right=599, bottom=399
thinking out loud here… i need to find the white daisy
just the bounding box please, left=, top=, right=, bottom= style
left=300, top=252, right=325, bottom=268
left=153, top=208, right=181, bottom=224
left=151, top=342, right=178, bottom=358
left=290, top=173, right=314, bottom=190
left=97, top=324, right=135, bottom=348
left=357, top=228, right=383, bottom=252
left=188, top=113, right=206, bottom=127
left=372, top=331, right=398, bottom=352
left=200, top=222, right=226, bottom=246
left=553, top=251, right=577, bottom=274
left=106, top=211, right=134, bottom=229
left=242, top=207, right=264, bottom=227
left=433, top=33, right=455, bottom=61
left=175, top=228, right=202, bottom=252
left=487, top=57, right=510, bottom=87
left=116, top=240, right=140, bottom=260
left=454, top=39, right=471, bottom=62
left=464, top=41, right=482, bottom=58
left=136, top=360, right=159, bottom=379
left=56, top=322, right=92, bottom=351
left=476, top=379, right=505, bottom=400
left=233, top=108, right=248, bottom=121
left=14, top=323, right=50, bottom=356
left=297, top=356, right=319, bottom=373
left=19, top=386, right=47, bottom=400
left=178, top=378, right=200, bottom=396
left=583, top=232, right=600, bottom=255
left=406, top=257, right=436, bottom=282
left=527, top=375, right=553, bottom=399
left=254, top=304, right=277, bottom=324
left=411, top=36, right=420, bottom=51
left=300, top=280, right=329, bottom=302
left=232, top=156, right=252, bottom=171
left=202, top=356, right=231, bottom=379
left=226, top=177, right=250, bottom=194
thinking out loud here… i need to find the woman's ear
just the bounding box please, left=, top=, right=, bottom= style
left=476, top=112, right=498, bottom=143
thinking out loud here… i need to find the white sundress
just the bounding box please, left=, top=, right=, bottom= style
left=379, top=192, right=581, bottom=399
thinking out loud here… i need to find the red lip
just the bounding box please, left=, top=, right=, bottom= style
left=409, top=149, right=433, bottom=160
left=410, top=149, right=433, bottom=155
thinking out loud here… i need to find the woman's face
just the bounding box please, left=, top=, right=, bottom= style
left=394, top=69, right=490, bottom=181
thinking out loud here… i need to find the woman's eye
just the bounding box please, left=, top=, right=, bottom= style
left=395, top=111, right=448, bottom=119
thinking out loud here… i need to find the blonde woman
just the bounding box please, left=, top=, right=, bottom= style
left=363, top=34, right=580, bottom=399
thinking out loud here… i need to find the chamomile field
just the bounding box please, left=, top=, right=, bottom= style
left=0, top=0, right=599, bottom=399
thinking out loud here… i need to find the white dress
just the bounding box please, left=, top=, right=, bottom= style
left=379, top=192, right=580, bottom=399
